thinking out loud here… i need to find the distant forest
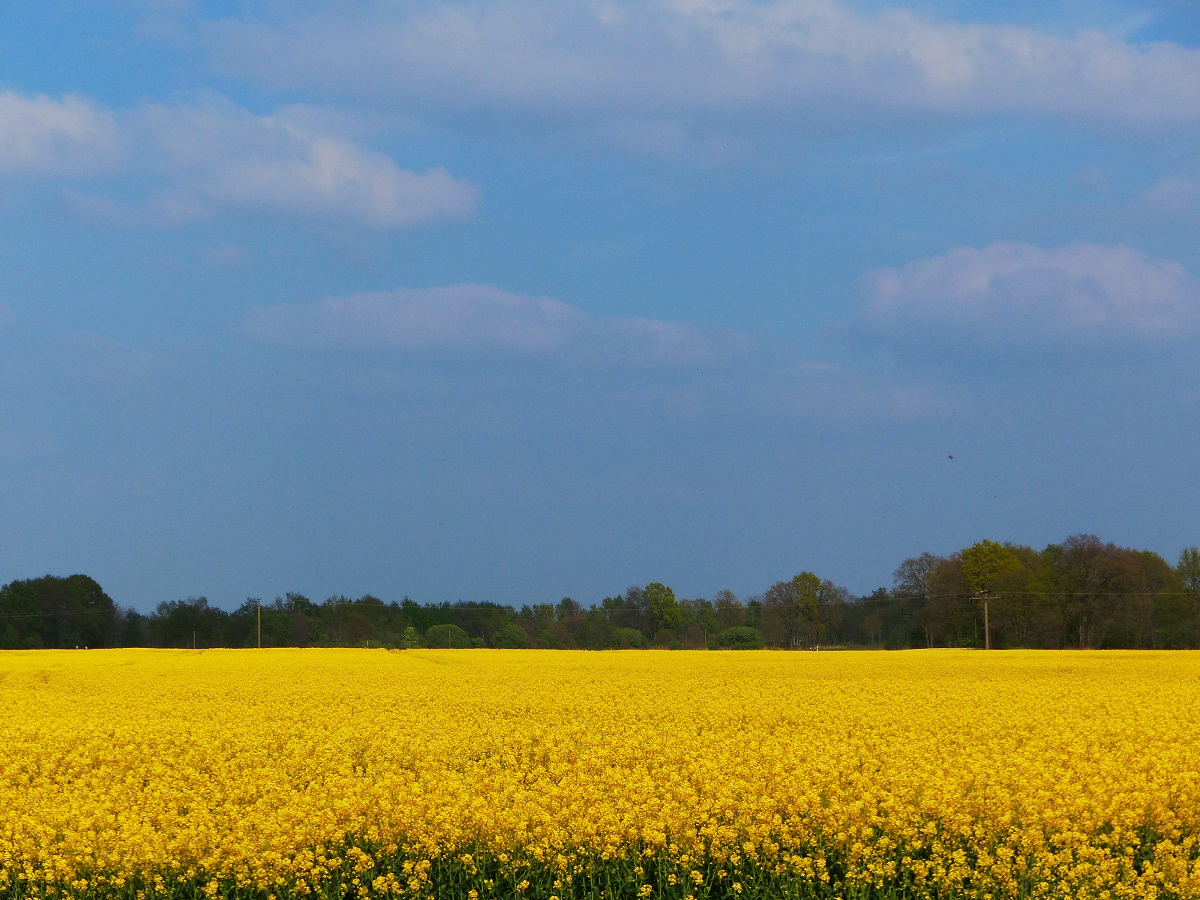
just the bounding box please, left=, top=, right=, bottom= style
left=3, top=534, right=1200, bottom=651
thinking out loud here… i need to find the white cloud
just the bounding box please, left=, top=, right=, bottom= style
left=0, top=90, right=477, bottom=228
left=207, top=0, right=1200, bottom=134
left=133, top=97, right=475, bottom=225
left=0, top=92, right=121, bottom=175
left=859, top=242, right=1199, bottom=353
left=1143, top=175, right=1200, bottom=218
left=241, top=283, right=748, bottom=366
left=129, top=98, right=478, bottom=227
left=239, top=283, right=948, bottom=424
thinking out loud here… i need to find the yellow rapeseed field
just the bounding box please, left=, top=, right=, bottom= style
left=1, top=649, right=1198, bottom=900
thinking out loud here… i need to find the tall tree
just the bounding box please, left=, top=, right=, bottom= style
left=960, top=540, right=1025, bottom=594
left=0, top=581, right=43, bottom=648
left=643, top=582, right=682, bottom=637
left=959, top=540, right=1032, bottom=647
left=893, top=552, right=944, bottom=648
left=713, top=589, right=746, bottom=629
left=762, top=572, right=823, bottom=648
left=1179, top=548, right=1200, bottom=593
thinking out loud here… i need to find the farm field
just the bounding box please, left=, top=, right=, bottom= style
left=1, top=650, right=1198, bottom=900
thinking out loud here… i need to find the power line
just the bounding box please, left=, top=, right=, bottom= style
left=922, top=590, right=1200, bottom=600
left=0, top=609, right=113, bottom=621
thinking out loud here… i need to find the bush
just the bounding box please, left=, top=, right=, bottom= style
left=717, top=626, right=764, bottom=650
left=491, top=623, right=531, bottom=649
left=613, top=627, right=647, bottom=649
left=422, top=624, right=472, bottom=649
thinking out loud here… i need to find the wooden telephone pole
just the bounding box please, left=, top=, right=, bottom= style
left=972, top=589, right=993, bottom=650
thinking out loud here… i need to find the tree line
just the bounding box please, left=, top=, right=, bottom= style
left=3, top=534, right=1199, bottom=651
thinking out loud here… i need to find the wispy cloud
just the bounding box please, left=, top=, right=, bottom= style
left=207, top=0, right=1200, bottom=142
left=241, top=283, right=750, bottom=366
left=1142, top=174, right=1200, bottom=218
left=858, top=242, right=1199, bottom=356
left=0, top=90, right=478, bottom=228
left=239, top=282, right=958, bottom=432
left=0, top=92, right=121, bottom=175
left=128, top=98, right=479, bottom=227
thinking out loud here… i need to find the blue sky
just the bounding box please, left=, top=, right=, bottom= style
left=2, top=0, right=1198, bottom=610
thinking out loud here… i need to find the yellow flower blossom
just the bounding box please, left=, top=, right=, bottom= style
left=0, top=648, right=1197, bottom=900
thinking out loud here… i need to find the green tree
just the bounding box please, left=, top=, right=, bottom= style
left=575, top=608, right=616, bottom=649
left=1047, top=534, right=1158, bottom=649
left=0, top=575, right=117, bottom=649
left=491, top=622, right=531, bottom=648
left=960, top=540, right=1025, bottom=594
left=762, top=572, right=823, bottom=648
left=423, top=623, right=471, bottom=648
left=713, top=589, right=746, bottom=629
left=1179, top=548, right=1200, bottom=593
left=555, top=597, right=582, bottom=623
left=0, top=581, right=43, bottom=647
left=960, top=540, right=1032, bottom=647
left=643, top=582, right=682, bottom=636
left=717, top=626, right=764, bottom=649
left=149, top=597, right=228, bottom=648
left=893, top=552, right=944, bottom=648
left=924, top=555, right=976, bottom=647
left=612, top=627, right=647, bottom=649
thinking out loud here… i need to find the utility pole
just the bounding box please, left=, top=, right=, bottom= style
left=257, top=598, right=261, bottom=649
left=984, top=594, right=990, bottom=650
left=972, top=589, right=993, bottom=650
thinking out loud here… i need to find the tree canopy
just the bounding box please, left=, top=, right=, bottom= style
left=4, top=537, right=1199, bottom=651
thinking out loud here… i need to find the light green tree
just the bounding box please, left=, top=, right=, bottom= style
left=1178, top=548, right=1200, bottom=593
left=961, top=540, right=1025, bottom=593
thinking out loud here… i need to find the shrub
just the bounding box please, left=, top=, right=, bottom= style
left=613, top=627, right=647, bottom=649
left=492, top=623, right=531, bottom=649
left=422, top=623, right=471, bottom=649
left=718, top=626, right=764, bottom=650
